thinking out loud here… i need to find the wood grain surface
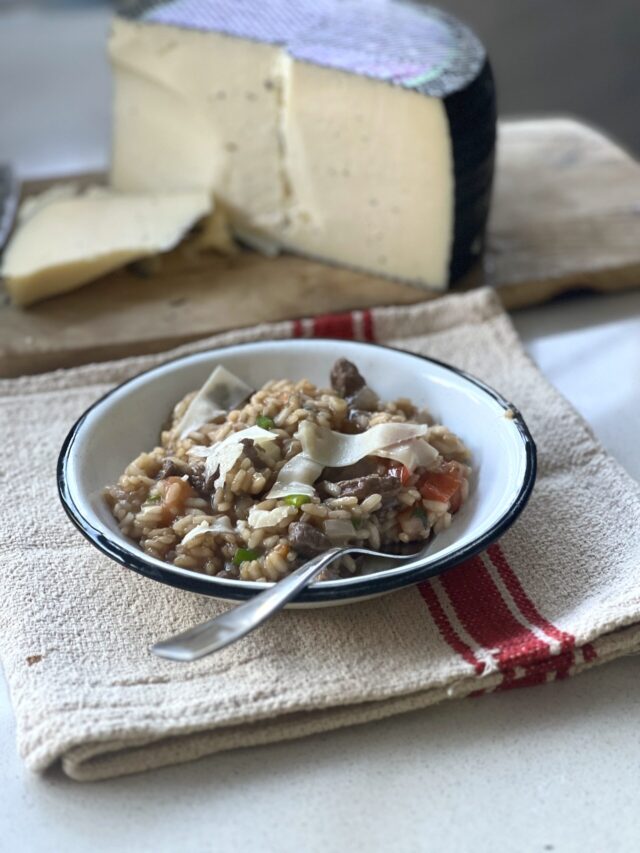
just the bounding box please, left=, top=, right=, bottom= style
left=1, top=117, right=639, bottom=377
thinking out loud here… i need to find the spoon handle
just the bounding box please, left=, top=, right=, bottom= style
left=150, top=546, right=345, bottom=661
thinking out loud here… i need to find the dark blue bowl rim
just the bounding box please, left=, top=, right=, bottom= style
left=57, top=339, right=537, bottom=603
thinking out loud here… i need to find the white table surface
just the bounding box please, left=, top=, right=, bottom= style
left=2, top=5, right=640, bottom=852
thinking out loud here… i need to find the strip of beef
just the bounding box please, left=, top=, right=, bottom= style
left=331, top=473, right=402, bottom=501
left=330, top=358, right=366, bottom=398
left=188, top=462, right=217, bottom=496
left=158, top=456, right=220, bottom=502
left=240, top=438, right=268, bottom=470
left=330, top=358, right=379, bottom=415
left=157, top=457, right=191, bottom=480
left=288, top=521, right=330, bottom=556
left=323, top=458, right=381, bottom=482
left=319, top=457, right=402, bottom=502
left=319, top=453, right=402, bottom=501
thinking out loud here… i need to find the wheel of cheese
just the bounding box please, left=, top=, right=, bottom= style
left=111, top=1, right=497, bottom=290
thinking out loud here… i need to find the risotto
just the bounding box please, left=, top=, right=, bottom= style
left=105, top=358, right=471, bottom=582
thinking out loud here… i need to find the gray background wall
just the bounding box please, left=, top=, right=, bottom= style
left=441, top=0, right=640, bottom=154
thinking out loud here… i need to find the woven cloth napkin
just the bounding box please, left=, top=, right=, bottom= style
left=1, top=287, right=639, bottom=782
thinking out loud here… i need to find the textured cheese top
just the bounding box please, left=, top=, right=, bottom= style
left=121, top=0, right=486, bottom=98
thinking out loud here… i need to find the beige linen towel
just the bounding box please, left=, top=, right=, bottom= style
left=1, top=288, right=639, bottom=782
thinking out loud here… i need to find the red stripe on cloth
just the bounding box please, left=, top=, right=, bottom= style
left=497, top=650, right=576, bottom=690
left=498, top=671, right=548, bottom=690
left=290, top=309, right=375, bottom=341
left=362, top=308, right=375, bottom=342
left=441, top=555, right=551, bottom=670
left=417, top=582, right=485, bottom=675
left=486, top=544, right=576, bottom=654
left=312, top=313, right=356, bottom=339
left=582, top=643, right=598, bottom=663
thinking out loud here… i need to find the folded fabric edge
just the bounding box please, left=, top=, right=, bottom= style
left=60, top=670, right=505, bottom=782
left=28, top=622, right=640, bottom=782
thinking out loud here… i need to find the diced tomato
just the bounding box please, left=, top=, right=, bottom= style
left=387, top=463, right=411, bottom=486
left=418, top=463, right=465, bottom=513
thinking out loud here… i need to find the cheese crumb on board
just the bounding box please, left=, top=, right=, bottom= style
left=1, top=186, right=211, bottom=306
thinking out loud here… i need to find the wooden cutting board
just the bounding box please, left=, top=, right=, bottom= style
left=1, top=117, right=639, bottom=378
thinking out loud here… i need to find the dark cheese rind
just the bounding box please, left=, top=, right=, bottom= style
left=122, top=0, right=486, bottom=99
left=445, top=59, right=497, bottom=282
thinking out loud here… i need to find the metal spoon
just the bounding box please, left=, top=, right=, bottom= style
left=151, top=544, right=421, bottom=661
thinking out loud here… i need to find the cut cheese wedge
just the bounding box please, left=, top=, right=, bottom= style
left=1, top=186, right=211, bottom=306
left=109, top=1, right=496, bottom=290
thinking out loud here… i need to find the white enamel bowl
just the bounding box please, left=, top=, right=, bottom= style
left=58, top=339, right=536, bottom=606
